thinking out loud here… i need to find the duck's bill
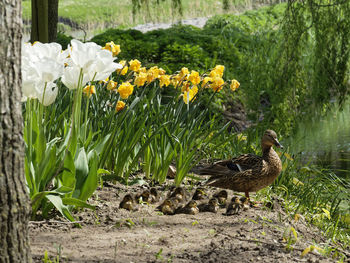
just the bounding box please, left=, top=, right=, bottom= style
left=274, top=139, right=284, bottom=149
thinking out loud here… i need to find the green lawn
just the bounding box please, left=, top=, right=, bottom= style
left=22, top=0, right=259, bottom=32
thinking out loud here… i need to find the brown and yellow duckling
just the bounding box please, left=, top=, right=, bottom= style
left=158, top=197, right=179, bottom=215
left=240, top=196, right=250, bottom=211
left=213, top=190, right=228, bottom=207
left=149, top=187, right=159, bottom=203
left=119, top=194, right=136, bottom=211
left=199, top=197, right=219, bottom=213
left=176, top=200, right=199, bottom=215
left=192, top=187, right=208, bottom=200
left=198, top=130, right=283, bottom=200
left=225, top=196, right=241, bottom=215
left=136, top=189, right=151, bottom=203
left=169, top=186, right=187, bottom=203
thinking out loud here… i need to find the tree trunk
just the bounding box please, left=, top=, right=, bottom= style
left=0, top=0, right=32, bottom=262
left=31, top=0, right=49, bottom=43
left=31, top=0, right=59, bottom=43
left=48, top=0, right=59, bottom=42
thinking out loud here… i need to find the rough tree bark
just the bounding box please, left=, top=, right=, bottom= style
left=0, top=0, right=32, bottom=262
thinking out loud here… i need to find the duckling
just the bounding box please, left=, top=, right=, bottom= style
left=136, top=189, right=151, bottom=203
left=199, top=197, right=219, bottom=213
left=169, top=187, right=186, bottom=202
left=239, top=196, right=250, bottom=211
left=158, top=198, right=179, bottom=215
left=177, top=200, right=199, bottom=215
left=149, top=187, right=159, bottom=203
left=213, top=190, right=228, bottom=207
left=119, top=194, right=136, bottom=211
left=225, top=196, right=241, bottom=215
left=192, top=187, right=208, bottom=200
left=198, top=130, right=283, bottom=199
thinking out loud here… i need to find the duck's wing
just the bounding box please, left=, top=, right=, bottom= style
left=205, top=154, right=266, bottom=189
left=209, top=153, right=262, bottom=172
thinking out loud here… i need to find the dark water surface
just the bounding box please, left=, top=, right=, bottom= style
left=290, top=104, right=350, bottom=180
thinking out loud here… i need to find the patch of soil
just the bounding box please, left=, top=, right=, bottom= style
left=30, top=182, right=337, bottom=262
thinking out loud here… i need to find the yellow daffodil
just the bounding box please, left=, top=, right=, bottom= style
left=189, top=70, right=201, bottom=85
left=180, top=81, right=191, bottom=92
left=83, top=85, right=96, bottom=98
left=159, top=75, right=171, bottom=88
left=179, top=67, right=189, bottom=79
left=182, top=86, right=198, bottom=104
left=230, top=79, right=240, bottom=91
left=118, top=82, right=134, bottom=99
left=171, top=74, right=183, bottom=87
left=202, top=76, right=212, bottom=87
left=103, top=41, right=121, bottom=56
left=139, top=67, right=147, bottom=73
left=134, top=72, right=147, bottom=87
left=107, top=80, right=118, bottom=90
left=147, top=66, right=160, bottom=82
left=210, top=76, right=224, bottom=92
left=158, top=67, right=166, bottom=75
left=129, top=59, right=141, bottom=72
left=214, top=65, right=225, bottom=75
left=115, top=100, right=126, bottom=112
left=209, top=65, right=224, bottom=78
left=117, top=61, right=128, bottom=75
left=118, top=60, right=126, bottom=67
left=121, top=66, right=128, bottom=75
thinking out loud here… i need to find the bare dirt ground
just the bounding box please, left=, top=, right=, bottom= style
left=29, top=180, right=343, bottom=263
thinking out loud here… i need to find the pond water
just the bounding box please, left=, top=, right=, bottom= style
left=290, top=102, right=350, bottom=180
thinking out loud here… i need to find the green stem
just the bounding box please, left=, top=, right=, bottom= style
left=26, top=99, right=36, bottom=192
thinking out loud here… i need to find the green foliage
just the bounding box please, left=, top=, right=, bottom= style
left=56, top=32, right=73, bottom=49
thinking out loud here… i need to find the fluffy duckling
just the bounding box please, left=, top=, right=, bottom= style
left=192, top=187, right=208, bottom=200
left=239, top=196, right=250, bottom=211
left=213, top=190, right=228, bottom=207
left=149, top=187, right=159, bottom=203
left=177, top=200, right=199, bottom=215
left=119, top=194, right=136, bottom=211
left=136, top=189, right=151, bottom=203
left=170, top=187, right=187, bottom=203
left=225, top=196, right=241, bottom=215
left=199, top=197, right=219, bottom=213
left=158, top=198, right=179, bottom=215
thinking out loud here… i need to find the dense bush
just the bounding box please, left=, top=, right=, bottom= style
left=89, top=4, right=287, bottom=132
left=89, top=1, right=350, bottom=136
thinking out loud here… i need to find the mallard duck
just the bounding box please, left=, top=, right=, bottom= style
left=199, top=197, right=219, bottom=213
left=225, top=196, right=241, bottom=215
left=119, top=194, right=136, bottom=211
left=198, top=130, right=283, bottom=199
left=177, top=200, right=199, bottom=215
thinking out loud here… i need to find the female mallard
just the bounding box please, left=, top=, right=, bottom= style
left=199, top=130, right=283, bottom=199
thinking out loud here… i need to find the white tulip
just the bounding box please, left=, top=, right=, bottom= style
left=38, top=82, right=58, bottom=106
left=68, top=39, right=122, bottom=82
left=61, top=66, right=89, bottom=90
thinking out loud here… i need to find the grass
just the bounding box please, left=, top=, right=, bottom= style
left=22, top=0, right=277, bottom=36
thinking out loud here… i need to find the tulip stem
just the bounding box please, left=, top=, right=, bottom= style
left=26, top=99, right=35, bottom=192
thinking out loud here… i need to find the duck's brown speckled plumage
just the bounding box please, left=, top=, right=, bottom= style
left=199, top=130, right=283, bottom=198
